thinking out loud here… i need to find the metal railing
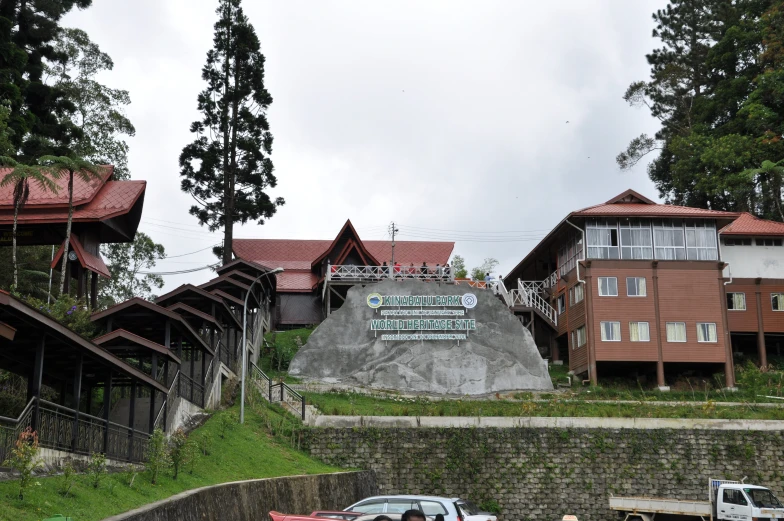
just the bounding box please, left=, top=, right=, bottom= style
left=165, top=372, right=181, bottom=430
left=509, top=280, right=558, bottom=327
left=0, top=398, right=35, bottom=463
left=326, top=264, right=455, bottom=283
left=248, top=362, right=305, bottom=421
left=179, top=373, right=204, bottom=407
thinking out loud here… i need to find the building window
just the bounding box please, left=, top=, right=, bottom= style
left=586, top=218, right=619, bottom=259
left=685, top=220, right=718, bottom=260
left=620, top=219, right=653, bottom=259
left=666, top=322, right=687, bottom=342
left=598, top=277, right=618, bottom=296
left=575, top=326, right=586, bottom=348
left=557, top=294, right=566, bottom=315
left=756, top=238, right=783, bottom=247
left=653, top=219, right=686, bottom=260
left=726, top=292, right=746, bottom=311
left=723, top=238, right=751, bottom=246
left=696, top=322, right=718, bottom=343
left=599, top=321, right=621, bottom=342
left=772, top=293, right=784, bottom=311
left=570, top=284, right=584, bottom=305
left=626, top=277, right=647, bottom=297
left=558, top=234, right=583, bottom=277
left=629, top=321, right=650, bottom=342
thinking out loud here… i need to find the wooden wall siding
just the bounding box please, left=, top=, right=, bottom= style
left=278, top=293, right=323, bottom=325
left=551, top=277, right=588, bottom=373
left=589, top=267, right=658, bottom=362
left=724, top=282, right=760, bottom=332
left=656, top=269, right=726, bottom=363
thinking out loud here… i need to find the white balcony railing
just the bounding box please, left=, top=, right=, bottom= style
left=509, top=280, right=558, bottom=327
left=326, top=264, right=456, bottom=283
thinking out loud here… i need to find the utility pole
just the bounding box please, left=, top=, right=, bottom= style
left=389, top=222, right=399, bottom=265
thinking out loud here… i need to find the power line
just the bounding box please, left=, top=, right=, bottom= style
left=164, top=244, right=219, bottom=258
left=138, top=263, right=220, bottom=276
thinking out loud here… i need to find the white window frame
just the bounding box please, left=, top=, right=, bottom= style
left=570, top=284, right=584, bottom=305
left=726, top=292, right=746, bottom=311
left=629, top=321, right=650, bottom=342
left=666, top=322, right=687, bottom=343
left=576, top=325, right=586, bottom=348
left=557, top=293, right=566, bottom=315
left=772, top=293, right=784, bottom=312
left=598, top=277, right=618, bottom=297
left=600, top=321, right=621, bottom=342
left=626, top=277, right=647, bottom=297
left=696, top=322, right=718, bottom=343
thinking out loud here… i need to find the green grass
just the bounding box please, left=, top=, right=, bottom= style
left=303, top=390, right=784, bottom=420
left=261, top=328, right=314, bottom=381
left=0, top=400, right=339, bottom=521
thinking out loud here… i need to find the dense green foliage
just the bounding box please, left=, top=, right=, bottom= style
left=262, top=328, right=313, bottom=374
left=619, top=0, right=784, bottom=219
left=99, top=232, right=166, bottom=307
left=0, top=404, right=338, bottom=521
left=180, top=0, right=283, bottom=263
left=451, top=255, right=468, bottom=279
left=22, top=293, right=96, bottom=338
left=0, top=0, right=91, bottom=161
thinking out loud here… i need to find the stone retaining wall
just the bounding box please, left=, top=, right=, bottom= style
left=102, top=471, right=376, bottom=521
left=303, top=427, right=784, bottom=521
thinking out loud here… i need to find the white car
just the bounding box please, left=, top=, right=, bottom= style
left=345, top=495, right=497, bottom=521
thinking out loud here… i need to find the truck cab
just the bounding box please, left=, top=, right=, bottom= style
left=714, top=482, right=784, bottom=521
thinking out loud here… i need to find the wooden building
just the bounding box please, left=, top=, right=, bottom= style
left=0, top=165, right=145, bottom=306
left=233, top=220, right=455, bottom=328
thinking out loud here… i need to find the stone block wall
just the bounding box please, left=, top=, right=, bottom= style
left=103, top=471, right=376, bottom=521
left=303, top=428, right=784, bottom=521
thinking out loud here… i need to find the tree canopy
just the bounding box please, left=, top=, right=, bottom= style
left=180, top=0, right=283, bottom=264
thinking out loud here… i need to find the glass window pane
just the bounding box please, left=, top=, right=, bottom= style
left=420, top=502, right=448, bottom=516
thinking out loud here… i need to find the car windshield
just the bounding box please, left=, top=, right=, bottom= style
left=745, top=488, right=783, bottom=508
left=458, top=501, right=481, bottom=516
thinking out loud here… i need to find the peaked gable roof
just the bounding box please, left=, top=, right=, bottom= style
left=573, top=189, right=739, bottom=218
left=0, top=166, right=113, bottom=210
left=51, top=234, right=111, bottom=278
left=311, top=220, right=379, bottom=268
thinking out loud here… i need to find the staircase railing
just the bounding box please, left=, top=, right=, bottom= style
left=509, top=280, right=558, bottom=327
left=248, top=361, right=305, bottom=421
left=0, top=398, right=35, bottom=463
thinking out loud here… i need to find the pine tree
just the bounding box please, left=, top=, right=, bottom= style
left=180, top=0, right=283, bottom=264
left=0, top=0, right=92, bottom=160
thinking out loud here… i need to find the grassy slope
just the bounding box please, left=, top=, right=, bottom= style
left=261, top=328, right=314, bottom=381
left=0, top=403, right=338, bottom=521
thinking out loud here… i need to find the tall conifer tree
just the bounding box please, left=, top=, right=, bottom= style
left=180, top=0, right=283, bottom=264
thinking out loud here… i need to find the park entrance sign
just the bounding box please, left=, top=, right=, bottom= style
left=289, top=280, right=553, bottom=395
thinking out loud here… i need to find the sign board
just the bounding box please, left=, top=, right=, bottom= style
left=367, top=292, right=477, bottom=341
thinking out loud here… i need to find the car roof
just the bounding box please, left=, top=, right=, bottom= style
left=355, top=495, right=460, bottom=502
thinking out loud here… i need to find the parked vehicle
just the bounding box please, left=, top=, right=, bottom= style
left=344, top=495, right=497, bottom=521
left=311, top=512, right=363, bottom=520
left=609, top=479, right=784, bottom=521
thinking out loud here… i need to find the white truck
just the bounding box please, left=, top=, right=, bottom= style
left=609, top=479, right=784, bottom=521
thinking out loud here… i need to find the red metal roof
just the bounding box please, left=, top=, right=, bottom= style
left=0, top=180, right=145, bottom=225
left=574, top=203, right=739, bottom=217
left=51, top=234, right=111, bottom=278
left=720, top=212, right=784, bottom=236
left=233, top=228, right=454, bottom=292
left=0, top=166, right=113, bottom=210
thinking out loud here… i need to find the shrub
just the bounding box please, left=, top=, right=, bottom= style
left=168, top=428, right=196, bottom=480
left=197, top=432, right=213, bottom=456
left=23, top=294, right=96, bottom=338
left=146, top=428, right=170, bottom=485
left=218, top=413, right=233, bottom=439
left=478, top=499, right=501, bottom=514
left=87, top=452, right=107, bottom=488
left=3, top=428, right=42, bottom=500
left=58, top=460, right=76, bottom=496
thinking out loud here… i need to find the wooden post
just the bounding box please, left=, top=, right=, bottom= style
left=652, top=261, right=665, bottom=388
left=149, top=351, right=157, bottom=434
left=31, top=335, right=45, bottom=433
left=189, top=348, right=195, bottom=402
left=90, top=272, right=98, bottom=309
left=583, top=263, right=598, bottom=385
left=86, top=385, right=93, bottom=416
left=128, top=380, right=136, bottom=460
left=70, top=355, right=82, bottom=453
left=77, top=265, right=85, bottom=299
left=755, top=279, right=768, bottom=368
left=103, top=370, right=112, bottom=454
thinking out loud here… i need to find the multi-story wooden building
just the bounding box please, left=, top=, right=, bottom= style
left=503, top=189, right=784, bottom=389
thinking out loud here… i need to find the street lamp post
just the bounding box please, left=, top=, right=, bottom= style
left=240, top=266, right=283, bottom=424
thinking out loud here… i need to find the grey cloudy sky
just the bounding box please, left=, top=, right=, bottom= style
left=65, top=0, right=663, bottom=292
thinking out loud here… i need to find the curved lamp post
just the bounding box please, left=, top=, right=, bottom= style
left=240, top=266, right=283, bottom=424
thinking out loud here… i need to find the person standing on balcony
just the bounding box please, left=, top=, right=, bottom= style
left=484, top=272, right=493, bottom=288
left=394, top=261, right=402, bottom=280
left=444, top=263, right=451, bottom=281
left=381, top=261, right=388, bottom=281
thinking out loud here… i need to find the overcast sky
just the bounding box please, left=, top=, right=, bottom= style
left=65, top=0, right=664, bottom=292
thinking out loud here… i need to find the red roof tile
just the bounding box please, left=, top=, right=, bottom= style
left=51, top=235, right=111, bottom=278
left=277, top=271, right=319, bottom=292
left=0, top=166, right=113, bottom=210
left=574, top=203, right=739, bottom=218
left=720, top=212, right=784, bottom=236
left=0, top=180, right=145, bottom=225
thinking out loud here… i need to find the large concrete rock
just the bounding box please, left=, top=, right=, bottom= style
left=289, top=280, right=552, bottom=394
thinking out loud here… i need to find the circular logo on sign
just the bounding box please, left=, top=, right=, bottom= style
left=462, top=293, right=477, bottom=309
left=367, top=293, right=383, bottom=309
